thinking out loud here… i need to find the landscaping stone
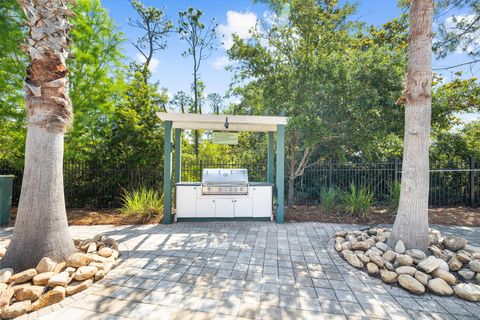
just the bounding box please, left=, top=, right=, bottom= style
left=395, top=266, right=417, bottom=276
left=0, top=245, right=6, bottom=257
left=448, top=256, right=463, bottom=271
left=432, top=269, right=456, bottom=286
left=98, top=247, right=113, bottom=258
left=395, top=240, right=406, bottom=254
left=366, top=263, right=379, bottom=276
left=1, top=300, right=31, bottom=319
left=29, top=286, right=66, bottom=312
left=398, top=274, right=425, bottom=294
left=48, top=272, right=70, bottom=287
left=453, top=283, right=480, bottom=302
left=382, top=250, right=397, bottom=263
left=375, top=242, right=390, bottom=252
left=335, top=243, right=342, bottom=252
left=68, top=253, right=93, bottom=268
left=346, top=253, right=364, bottom=269
left=66, top=279, right=93, bottom=295
left=74, top=266, right=98, bottom=281
left=414, top=271, right=430, bottom=286
left=53, top=261, right=66, bottom=273
left=357, top=253, right=370, bottom=264
left=418, top=256, right=441, bottom=274
left=94, top=270, right=105, bottom=281
left=86, top=242, right=97, bottom=253
left=32, top=272, right=56, bottom=286
left=457, top=250, right=472, bottom=263
left=369, top=254, right=384, bottom=268
left=405, top=249, right=427, bottom=264
left=459, top=269, right=476, bottom=280
left=380, top=269, right=397, bottom=284
left=35, top=257, right=56, bottom=273
left=395, top=254, right=413, bottom=267
left=103, top=262, right=114, bottom=273
left=464, top=244, right=480, bottom=254
left=436, top=259, right=449, bottom=272
left=65, top=267, right=76, bottom=275
left=468, top=260, right=480, bottom=272
left=429, top=245, right=449, bottom=261
left=0, top=287, right=14, bottom=307
left=14, top=285, right=44, bottom=301
left=443, top=236, right=467, bottom=252
left=0, top=268, right=13, bottom=283
left=10, top=269, right=37, bottom=284
left=428, top=278, right=453, bottom=296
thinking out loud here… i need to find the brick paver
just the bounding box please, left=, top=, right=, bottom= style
left=2, top=222, right=478, bottom=320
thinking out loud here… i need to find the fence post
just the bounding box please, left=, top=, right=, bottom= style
left=199, top=160, right=203, bottom=182
left=394, top=158, right=399, bottom=184
left=328, top=160, right=333, bottom=188
left=470, top=157, right=475, bottom=207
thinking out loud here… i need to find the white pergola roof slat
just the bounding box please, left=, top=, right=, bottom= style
left=157, top=112, right=287, bottom=132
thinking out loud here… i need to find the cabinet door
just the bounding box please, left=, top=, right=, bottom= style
left=251, top=186, right=272, bottom=217
left=196, top=198, right=216, bottom=217
left=215, top=199, right=235, bottom=218
left=176, top=186, right=197, bottom=218
left=234, top=198, right=253, bottom=217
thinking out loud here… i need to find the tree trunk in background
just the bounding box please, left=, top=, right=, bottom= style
left=387, top=0, right=433, bottom=252
left=287, top=130, right=297, bottom=207
left=1, top=0, right=76, bottom=271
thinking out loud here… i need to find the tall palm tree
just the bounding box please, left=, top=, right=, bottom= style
left=388, top=0, right=433, bottom=251
left=2, top=0, right=77, bottom=271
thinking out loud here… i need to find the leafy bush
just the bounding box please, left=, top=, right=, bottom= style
left=341, top=184, right=374, bottom=219
left=319, top=187, right=339, bottom=213
left=387, top=181, right=401, bottom=213
left=120, top=187, right=163, bottom=220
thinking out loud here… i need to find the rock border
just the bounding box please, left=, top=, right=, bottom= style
left=0, top=234, right=120, bottom=319
left=334, top=228, right=480, bottom=302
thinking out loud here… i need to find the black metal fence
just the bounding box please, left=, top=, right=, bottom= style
left=294, top=158, right=479, bottom=207
left=1, top=158, right=478, bottom=208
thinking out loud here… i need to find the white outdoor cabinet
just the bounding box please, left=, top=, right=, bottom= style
left=196, top=198, right=216, bottom=217
left=251, top=186, right=272, bottom=217
left=175, top=183, right=273, bottom=219
left=175, top=186, right=197, bottom=218
left=215, top=199, right=235, bottom=217
left=234, top=199, right=253, bottom=217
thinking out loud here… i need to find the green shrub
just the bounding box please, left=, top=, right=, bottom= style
left=341, top=184, right=374, bottom=219
left=387, top=181, right=401, bottom=213
left=120, top=187, right=163, bottom=220
left=319, top=187, right=338, bottom=213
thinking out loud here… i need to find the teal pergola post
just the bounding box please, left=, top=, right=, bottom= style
left=267, top=132, right=274, bottom=183
left=163, top=121, right=173, bottom=224
left=276, top=125, right=285, bottom=223
left=174, top=128, right=182, bottom=184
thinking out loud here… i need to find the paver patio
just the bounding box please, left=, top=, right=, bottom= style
left=3, top=222, right=480, bottom=320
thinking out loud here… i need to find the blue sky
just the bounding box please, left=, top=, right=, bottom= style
left=101, top=0, right=478, bottom=121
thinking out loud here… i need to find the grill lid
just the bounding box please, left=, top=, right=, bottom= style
left=202, top=168, right=248, bottom=185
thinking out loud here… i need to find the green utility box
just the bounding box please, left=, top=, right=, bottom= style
left=0, top=175, right=14, bottom=226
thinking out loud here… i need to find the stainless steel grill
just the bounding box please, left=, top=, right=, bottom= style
left=201, top=168, right=248, bottom=195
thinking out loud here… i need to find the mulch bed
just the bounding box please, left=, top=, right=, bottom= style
left=8, top=206, right=480, bottom=227
left=285, top=206, right=480, bottom=227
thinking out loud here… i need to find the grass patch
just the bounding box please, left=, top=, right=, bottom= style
left=341, top=184, right=374, bottom=219
left=319, top=187, right=339, bottom=213
left=120, top=187, right=163, bottom=221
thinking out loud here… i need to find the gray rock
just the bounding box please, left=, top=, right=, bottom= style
left=335, top=231, right=348, bottom=238
left=375, top=242, right=390, bottom=252
left=418, top=256, right=441, bottom=274
left=367, top=263, right=379, bottom=276
left=428, top=278, right=453, bottom=296
left=370, top=254, right=384, bottom=268
left=415, top=271, right=431, bottom=286
left=443, top=236, right=467, bottom=252
left=382, top=250, right=397, bottom=263
left=395, top=266, right=417, bottom=276
left=464, top=244, right=480, bottom=254
left=384, top=261, right=395, bottom=271
left=352, top=241, right=371, bottom=251
left=405, top=249, right=427, bottom=262
left=429, top=245, right=449, bottom=261
left=346, top=253, right=364, bottom=269
left=468, top=260, right=480, bottom=273
left=454, top=283, right=480, bottom=302
left=436, top=259, right=449, bottom=272
left=398, top=274, right=425, bottom=294
left=431, top=269, right=456, bottom=286
left=448, top=256, right=463, bottom=271
left=380, top=269, right=398, bottom=284
left=458, top=269, right=475, bottom=280
left=0, top=268, right=13, bottom=284
left=394, top=240, right=406, bottom=254
left=456, top=251, right=472, bottom=264
left=395, top=254, right=414, bottom=267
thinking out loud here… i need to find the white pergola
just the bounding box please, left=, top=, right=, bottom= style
left=157, top=112, right=288, bottom=224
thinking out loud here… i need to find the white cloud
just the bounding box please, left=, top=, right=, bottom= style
left=136, top=53, right=160, bottom=73
left=444, top=14, right=480, bottom=55
left=211, top=56, right=230, bottom=70
left=218, top=11, right=258, bottom=49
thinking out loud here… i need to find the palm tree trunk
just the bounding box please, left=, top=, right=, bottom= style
left=2, top=0, right=76, bottom=271
left=388, top=0, right=433, bottom=251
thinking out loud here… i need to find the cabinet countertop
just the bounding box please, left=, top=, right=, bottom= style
left=175, top=182, right=274, bottom=187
